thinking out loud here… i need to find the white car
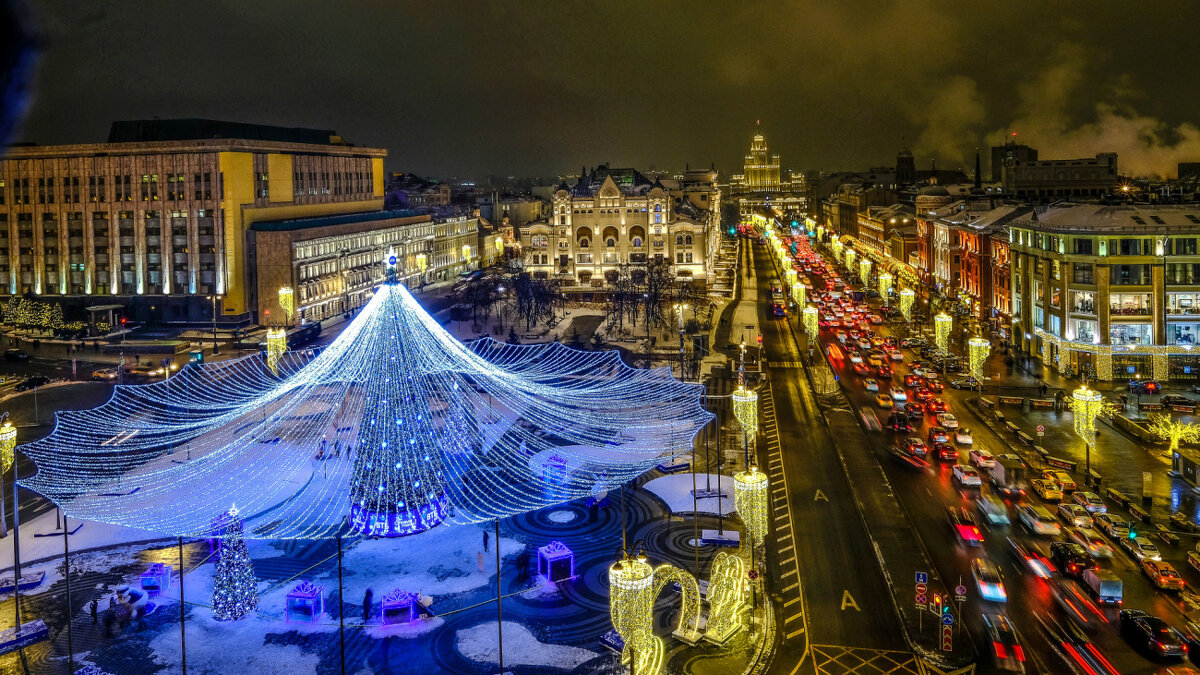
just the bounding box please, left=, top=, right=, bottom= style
left=953, top=464, right=982, bottom=487
left=849, top=352, right=864, bottom=364
left=1071, top=491, right=1107, bottom=514
left=954, top=428, right=973, bottom=445
left=1018, top=504, right=1062, bottom=536
left=1057, top=503, right=1094, bottom=528
left=1122, top=536, right=1162, bottom=562
left=1066, top=527, right=1114, bottom=558
left=1094, top=513, right=1130, bottom=539
left=863, top=379, right=880, bottom=392
left=936, top=413, right=959, bottom=429
left=972, top=558, right=1008, bottom=603
left=890, top=387, right=908, bottom=402
left=968, top=448, right=994, bottom=468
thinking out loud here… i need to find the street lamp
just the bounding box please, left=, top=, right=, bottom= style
left=0, top=419, right=13, bottom=538
left=802, top=304, right=818, bottom=339
left=792, top=281, right=806, bottom=308
left=266, top=327, right=287, bottom=376
left=899, top=288, right=915, bottom=323
left=1072, top=386, right=1104, bottom=477
left=859, top=258, right=871, bottom=285
left=845, top=249, right=856, bottom=273
left=278, top=286, right=294, bottom=326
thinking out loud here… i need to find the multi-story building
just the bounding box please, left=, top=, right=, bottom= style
left=728, top=126, right=807, bottom=216
left=989, top=231, right=1013, bottom=333
left=0, top=118, right=386, bottom=325
left=521, top=165, right=718, bottom=288
left=729, top=127, right=781, bottom=194
left=385, top=172, right=452, bottom=208
left=944, top=205, right=1029, bottom=321
left=1000, top=151, right=1119, bottom=200
left=856, top=203, right=913, bottom=254
left=1010, top=203, right=1200, bottom=381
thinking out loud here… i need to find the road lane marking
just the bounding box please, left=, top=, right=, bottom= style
left=782, top=569, right=797, bottom=578
left=786, top=612, right=804, bottom=623
left=779, top=544, right=794, bottom=554
left=840, top=590, right=860, bottom=611
left=786, top=628, right=806, bottom=640
left=814, top=489, right=829, bottom=502
left=784, top=597, right=801, bottom=607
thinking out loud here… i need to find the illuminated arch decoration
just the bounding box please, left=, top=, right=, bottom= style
left=18, top=255, right=711, bottom=540
left=968, top=336, right=990, bottom=383
left=899, top=288, right=915, bottom=322
left=704, top=551, right=747, bottom=645
left=803, top=305, right=818, bottom=338
left=278, top=287, right=294, bottom=325
left=608, top=555, right=702, bottom=674
left=265, top=328, right=287, bottom=376
left=934, top=313, right=952, bottom=353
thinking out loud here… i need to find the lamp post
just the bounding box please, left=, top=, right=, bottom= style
left=1073, top=387, right=1104, bottom=477
left=278, top=286, right=294, bottom=326
left=878, top=272, right=893, bottom=304
left=899, top=288, right=915, bottom=323
left=0, top=419, right=14, bottom=538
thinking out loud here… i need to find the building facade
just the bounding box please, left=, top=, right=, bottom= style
left=729, top=129, right=781, bottom=194
left=0, top=119, right=385, bottom=325
left=1010, top=203, right=1200, bottom=381
left=1001, top=152, right=1119, bottom=200
left=520, top=166, right=718, bottom=288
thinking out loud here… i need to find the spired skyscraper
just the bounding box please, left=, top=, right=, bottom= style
left=730, top=122, right=782, bottom=195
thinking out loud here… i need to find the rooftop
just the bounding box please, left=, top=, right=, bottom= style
left=107, top=118, right=347, bottom=145
left=1012, top=203, right=1200, bottom=234
left=250, top=209, right=426, bottom=232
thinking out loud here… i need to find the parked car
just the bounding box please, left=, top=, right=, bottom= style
left=14, top=375, right=50, bottom=392
left=1120, top=609, right=1187, bottom=659
left=1160, top=394, right=1196, bottom=407
left=950, top=377, right=981, bottom=389
left=1042, top=470, right=1077, bottom=492
left=3, top=348, right=29, bottom=361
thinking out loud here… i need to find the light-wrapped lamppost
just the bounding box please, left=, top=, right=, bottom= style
left=878, top=272, right=893, bottom=302
left=934, top=312, right=952, bottom=353
left=1072, top=387, right=1104, bottom=476
left=277, top=286, right=294, bottom=326
left=968, top=336, right=990, bottom=391
left=899, top=288, right=915, bottom=323
left=803, top=304, right=818, bottom=338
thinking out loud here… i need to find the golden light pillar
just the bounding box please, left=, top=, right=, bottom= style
left=1073, top=387, right=1104, bottom=476
left=733, top=465, right=768, bottom=547
left=934, top=312, right=952, bottom=353
left=732, top=385, right=759, bottom=452
left=803, top=304, right=818, bottom=338
left=845, top=249, right=856, bottom=272
left=831, top=239, right=843, bottom=261
left=608, top=554, right=701, bottom=674
left=899, top=288, right=915, bottom=322
left=792, top=282, right=806, bottom=308
left=859, top=258, right=872, bottom=283
left=968, top=336, right=990, bottom=386
left=277, top=286, right=294, bottom=326
left=266, top=327, right=287, bottom=375
left=0, top=420, right=15, bottom=474
left=461, top=244, right=472, bottom=265
left=878, top=271, right=892, bottom=300
left=785, top=268, right=797, bottom=287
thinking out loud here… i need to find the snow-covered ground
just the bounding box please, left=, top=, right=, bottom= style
left=642, top=473, right=736, bottom=516
left=0, top=508, right=167, bottom=572
left=456, top=621, right=598, bottom=669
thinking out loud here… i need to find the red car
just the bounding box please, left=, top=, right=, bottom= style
left=932, top=441, right=957, bottom=462
left=913, top=388, right=934, bottom=402
left=876, top=365, right=894, bottom=379
left=852, top=362, right=872, bottom=376
left=904, top=374, right=923, bottom=388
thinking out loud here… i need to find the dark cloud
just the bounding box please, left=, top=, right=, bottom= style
left=12, top=1, right=1200, bottom=178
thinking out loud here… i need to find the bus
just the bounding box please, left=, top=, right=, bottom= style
left=770, top=291, right=787, bottom=317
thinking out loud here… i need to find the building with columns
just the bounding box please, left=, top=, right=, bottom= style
left=1010, top=203, right=1200, bottom=381
left=520, top=165, right=719, bottom=288
left=0, top=119, right=386, bottom=325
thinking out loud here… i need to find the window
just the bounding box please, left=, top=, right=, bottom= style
left=141, top=174, right=159, bottom=201
left=1073, top=238, right=1093, bottom=255
left=37, top=178, right=53, bottom=204
left=631, top=237, right=643, bottom=248
left=605, top=237, right=616, bottom=247
left=1110, top=264, right=1150, bottom=285
left=1034, top=306, right=1044, bottom=329
left=1168, top=293, right=1200, bottom=315
left=685, top=234, right=693, bottom=245
left=1174, top=238, right=1198, bottom=255
left=1110, top=293, right=1151, bottom=314
left=1073, top=263, right=1093, bottom=284
left=1071, top=291, right=1095, bottom=314
left=1049, top=314, right=1061, bottom=336
left=1169, top=323, right=1200, bottom=345
left=1110, top=322, right=1151, bottom=346
left=1073, top=319, right=1096, bottom=343
left=257, top=172, right=269, bottom=199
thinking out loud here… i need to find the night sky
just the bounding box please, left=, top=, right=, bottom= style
left=14, top=1, right=1200, bottom=179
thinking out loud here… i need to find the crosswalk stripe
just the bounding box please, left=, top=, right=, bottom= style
left=782, top=569, right=797, bottom=578
left=786, top=613, right=803, bottom=623
left=784, top=597, right=801, bottom=607
left=786, top=628, right=806, bottom=639
left=781, top=582, right=799, bottom=593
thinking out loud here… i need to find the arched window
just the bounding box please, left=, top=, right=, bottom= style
left=654, top=204, right=662, bottom=212
left=606, top=237, right=616, bottom=247
left=579, top=237, right=590, bottom=248
left=675, top=234, right=683, bottom=245
left=685, top=234, right=693, bottom=245
left=632, top=237, right=643, bottom=248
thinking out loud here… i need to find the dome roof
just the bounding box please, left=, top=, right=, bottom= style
left=918, top=185, right=950, bottom=197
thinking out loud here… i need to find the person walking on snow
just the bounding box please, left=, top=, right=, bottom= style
left=362, top=588, right=373, bottom=623
left=483, top=529, right=489, bottom=553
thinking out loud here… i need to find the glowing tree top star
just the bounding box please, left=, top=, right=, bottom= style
left=18, top=252, right=712, bottom=539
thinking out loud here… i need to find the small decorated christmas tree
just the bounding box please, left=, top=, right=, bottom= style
left=211, top=504, right=258, bottom=621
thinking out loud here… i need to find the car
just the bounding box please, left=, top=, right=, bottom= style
left=1071, top=491, right=1106, bottom=514
left=977, top=495, right=1011, bottom=526
left=1018, top=504, right=1062, bottom=536
left=886, top=412, right=911, bottom=432
left=1065, top=527, right=1114, bottom=558
left=971, top=558, right=1008, bottom=602
left=1160, top=394, right=1196, bottom=406
left=889, top=387, right=908, bottom=402
left=953, top=464, right=982, bottom=487
left=926, top=399, right=948, bottom=413
left=1094, top=513, right=1130, bottom=540
left=928, top=427, right=949, bottom=443
left=953, top=428, right=973, bottom=445
left=848, top=352, right=864, bottom=364
left=1057, top=503, right=1094, bottom=528
left=1008, top=537, right=1053, bottom=578
left=1120, top=609, right=1188, bottom=658
left=852, top=362, right=872, bottom=376
left=925, top=380, right=944, bottom=393
left=1122, top=536, right=1162, bottom=562
left=863, top=379, right=879, bottom=392
left=900, top=437, right=928, bottom=459
left=904, top=405, right=925, bottom=421
left=936, top=412, right=959, bottom=429
left=875, top=393, right=895, bottom=408
left=969, top=448, right=995, bottom=468
left=1042, top=470, right=1077, bottom=492
left=950, top=377, right=981, bottom=389
left=941, top=359, right=963, bottom=373
left=876, top=364, right=893, bottom=379
left=91, top=367, right=119, bottom=381
left=868, top=314, right=883, bottom=325
left=887, top=348, right=905, bottom=362
left=857, top=338, right=872, bottom=350
left=948, top=506, right=984, bottom=545
left=913, top=388, right=933, bottom=402
left=900, top=337, right=926, bottom=347
left=14, top=375, right=50, bottom=392
left=903, top=374, right=923, bottom=388
left=3, top=348, right=29, bottom=361
left=867, top=353, right=884, bottom=366
left=870, top=335, right=886, bottom=347
left=1128, top=379, right=1161, bottom=395
left=1143, top=560, right=1186, bottom=591
left=932, top=441, right=957, bottom=462
left=1049, top=541, right=1096, bottom=578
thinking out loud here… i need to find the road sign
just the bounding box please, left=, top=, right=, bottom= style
left=942, top=625, right=953, bottom=651
left=916, top=582, right=928, bottom=594
left=1036, top=424, right=1045, bottom=437
left=942, top=613, right=955, bottom=626
left=915, top=572, right=928, bottom=584
left=954, top=584, right=967, bottom=601
left=915, top=594, right=926, bottom=606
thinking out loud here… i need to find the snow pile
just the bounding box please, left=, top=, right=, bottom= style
left=456, top=621, right=599, bottom=668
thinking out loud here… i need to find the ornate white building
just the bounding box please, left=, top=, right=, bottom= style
left=521, top=166, right=719, bottom=288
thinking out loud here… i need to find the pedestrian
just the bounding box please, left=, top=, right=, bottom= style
left=362, top=588, right=373, bottom=623
left=108, top=595, right=116, bottom=611
left=90, top=598, right=98, bottom=624
left=101, top=611, right=114, bottom=638
left=477, top=551, right=485, bottom=573
left=483, top=529, right=489, bottom=553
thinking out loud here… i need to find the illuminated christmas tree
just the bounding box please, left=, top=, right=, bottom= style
left=211, top=505, right=258, bottom=621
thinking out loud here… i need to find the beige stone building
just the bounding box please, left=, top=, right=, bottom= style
left=520, top=166, right=719, bottom=289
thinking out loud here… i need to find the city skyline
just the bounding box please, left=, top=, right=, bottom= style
left=13, top=1, right=1200, bottom=179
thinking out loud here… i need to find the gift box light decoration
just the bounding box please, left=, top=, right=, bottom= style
left=968, top=336, right=990, bottom=383
left=285, top=581, right=324, bottom=623
left=537, top=540, right=576, bottom=582
left=899, top=288, right=915, bottom=322
left=277, top=287, right=294, bottom=325
left=140, top=562, right=173, bottom=595
left=802, top=305, right=818, bottom=337
left=381, top=589, right=421, bottom=625
left=934, top=313, right=952, bottom=353
left=17, top=250, right=712, bottom=541
left=608, top=554, right=700, bottom=674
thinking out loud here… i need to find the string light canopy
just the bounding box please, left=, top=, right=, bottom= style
left=934, top=313, right=952, bottom=353
left=19, top=252, right=711, bottom=540
left=278, top=287, right=294, bottom=325
left=899, top=288, right=915, bottom=322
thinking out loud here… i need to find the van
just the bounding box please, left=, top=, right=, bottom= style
left=1082, top=568, right=1123, bottom=605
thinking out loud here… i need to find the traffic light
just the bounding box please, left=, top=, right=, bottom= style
left=756, top=334, right=763, bottom=347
